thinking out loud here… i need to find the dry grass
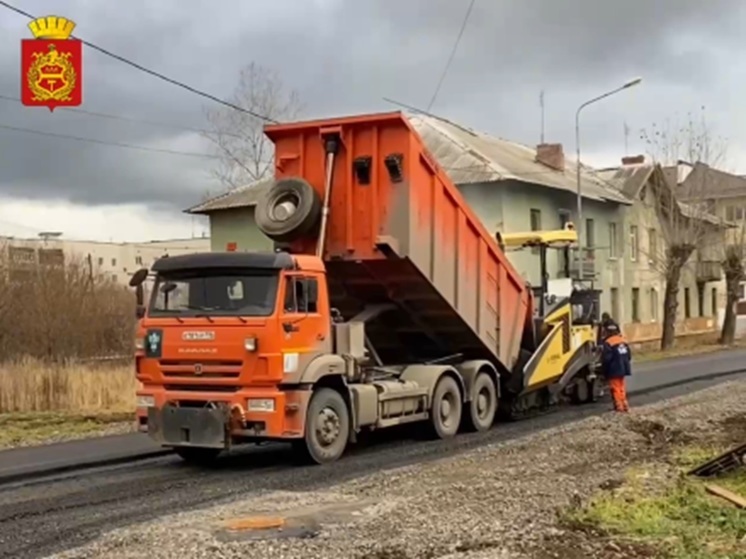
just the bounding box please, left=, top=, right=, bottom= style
left=0, top=358, right=137, bottom=414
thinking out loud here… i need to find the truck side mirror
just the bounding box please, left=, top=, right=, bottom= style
left=135, top=284, right=144, bottom=307
left=129, top=268, right=148, bottom=288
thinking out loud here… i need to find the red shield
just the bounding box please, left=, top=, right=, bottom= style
left=21, top=39, right=83, bottom=111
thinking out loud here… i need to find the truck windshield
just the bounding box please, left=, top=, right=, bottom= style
left=149, top=271, right=279, bottom=317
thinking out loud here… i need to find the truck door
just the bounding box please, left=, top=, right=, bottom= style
left=280, top=274, right=329, bottom=353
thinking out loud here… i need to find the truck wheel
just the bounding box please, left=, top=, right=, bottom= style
left=464, top=372, right=497, bottom=432
left=429, top=375, right=462, bottom=439
left=294, top=388, right=349, bottom=465
left=174, top=447, right=221, bottom=466
left=255, top=178, right=322, bottom=243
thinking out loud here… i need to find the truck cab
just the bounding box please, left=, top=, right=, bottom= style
left=133, top=251, right=343, bottom=464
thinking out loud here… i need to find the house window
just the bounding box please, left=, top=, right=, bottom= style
left=585, top=218, right=595, bottom=262
left=135, top=256, right=142, bottom=265
left=712, top=287, right=718, bottom=316
left=631, top=288, right=640, bottom=323
left=610, top=287, right=620, bottom=319
left=98, top=257, right=103, bottom=266
left=111, top=258, right=117, bottom=267
left=684, top=287, right=691, bottom=318
left=725, top=206, right=746, bottom=221
left=608, top=222, right=618, bottom=258
left=648, top=229, right=657, bottom=264
left=558, top=209, right=571, bottom=228
left=629, top=225, right=639, bottom=262
left=530, top=209, right=542, bottom=254
left=530, top=208, right=542, bottom=231
left=650, top=289, right=658, bottom=321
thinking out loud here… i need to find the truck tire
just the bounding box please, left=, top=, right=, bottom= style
left=174, top=447, right=221, bottom=466
left=255, top=178, right=322, bottom=243
left=293, top=388, right=350, bottom=465
left=429, top=375, right=462, bottom=439
left=464, top=372, right=497, bottom=432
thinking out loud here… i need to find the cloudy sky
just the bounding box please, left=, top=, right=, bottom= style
left=0, top=0, right=744, bottom=241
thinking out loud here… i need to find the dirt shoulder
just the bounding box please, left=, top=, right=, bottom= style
left=0, top=411, right=134, bottom=450
left=48, top=379, right=746, bottom=559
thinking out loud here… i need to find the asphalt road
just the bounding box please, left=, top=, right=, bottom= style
left=0, top=351, right=745, bottom=559
left=2, top=347, right=744, bottom=485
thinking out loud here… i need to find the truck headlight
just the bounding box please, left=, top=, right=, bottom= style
left=247, top=398, right=274, bottom=412
left=136, top=395, right=155, bottom=408
left=244, top=337, right=257, bottom=352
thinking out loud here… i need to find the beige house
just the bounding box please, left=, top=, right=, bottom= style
left=598, top=157, right=726, bottom=343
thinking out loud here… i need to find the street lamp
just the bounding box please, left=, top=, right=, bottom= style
left=574, top=77, right=642, bottom=280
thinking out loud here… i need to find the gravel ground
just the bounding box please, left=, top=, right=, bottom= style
left=46, top=380, right=746, bottom=559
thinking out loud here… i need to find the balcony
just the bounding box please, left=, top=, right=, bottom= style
left=568, top=249, right=597, bottom=279
left=696, top=260, right=722, bottom=283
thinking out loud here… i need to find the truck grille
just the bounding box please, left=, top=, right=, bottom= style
left=158, top=359, right=242, bottom=379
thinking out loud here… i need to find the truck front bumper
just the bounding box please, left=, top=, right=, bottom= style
left=147, top=404, right=229, bottom=449
left=136, top=387, right=311, bottom=445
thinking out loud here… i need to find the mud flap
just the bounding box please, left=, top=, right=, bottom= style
left=147, top=404, right=230, bottom=450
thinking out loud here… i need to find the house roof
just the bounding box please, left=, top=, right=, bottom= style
left=678, top=161, right=746, bottom=200
left=185, top=178, right=273, bottom=215
left=408, top=114, right=630, bottom=205
left=187, top=112, right=630, bottom=215
left=597, top=162, right=725, bottom=226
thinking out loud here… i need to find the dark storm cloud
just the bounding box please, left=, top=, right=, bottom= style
left=0, top=0, right=743, bottom=209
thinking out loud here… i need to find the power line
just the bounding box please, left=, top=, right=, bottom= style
left=0, top=1, right=278, bottom=123
left=426, top=0, right=476, bottom=112
left=0, top=122, right=218, bottom=158
left=0, top=93, right=243, bottom=139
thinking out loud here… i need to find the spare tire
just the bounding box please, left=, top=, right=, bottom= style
left=255, top=178, right=322, bottom=243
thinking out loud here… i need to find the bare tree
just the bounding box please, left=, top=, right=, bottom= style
left=640, top=109, right=728, bottom=349
left=720, top=225, right=746, bottom=344
left=202, top=62, right=303, bottom=189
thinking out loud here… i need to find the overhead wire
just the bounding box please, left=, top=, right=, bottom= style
left=0, top=0, right=278, bottom=123
left=0, top=93, right=242, bottom=139
left=425, top=0, right=477, bottom=112
left=0, top=122, right=219, bottom=158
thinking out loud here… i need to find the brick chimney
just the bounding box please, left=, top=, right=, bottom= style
left=535, top=143, right=564, bottom=171
left=621, top=154, right=645, bottom=166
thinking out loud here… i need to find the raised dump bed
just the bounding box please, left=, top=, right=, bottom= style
left=263, top=112, right=531, bottom=372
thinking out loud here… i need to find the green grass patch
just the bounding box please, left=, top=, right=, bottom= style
left=0, top=411, right=133, bottom=449
left=566, top=450, right=746, bottom=559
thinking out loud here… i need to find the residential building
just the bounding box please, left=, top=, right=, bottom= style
left=186, top=181, right=274, bottom=253
left=598, top=158, right=726, bottom=343
left=1, top=235, right=210, bottom=287
left=671, top=161, right=746, bottom=329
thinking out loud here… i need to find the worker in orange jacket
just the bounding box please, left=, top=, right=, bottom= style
left=599, top=323, right=632, bottom=412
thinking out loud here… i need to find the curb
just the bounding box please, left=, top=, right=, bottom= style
left=0, top=448, right=173, bottom=486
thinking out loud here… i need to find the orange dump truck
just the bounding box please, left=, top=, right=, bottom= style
left=131, top=112, right=599, bottom=465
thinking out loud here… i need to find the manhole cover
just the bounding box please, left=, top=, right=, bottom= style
left=224, top=516, right=286, bottom=532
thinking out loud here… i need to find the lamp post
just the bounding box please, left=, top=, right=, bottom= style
left=574, top=77, right=642, bottom=280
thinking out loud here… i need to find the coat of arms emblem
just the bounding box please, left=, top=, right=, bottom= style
left=21, top=16, right=83, bottom=111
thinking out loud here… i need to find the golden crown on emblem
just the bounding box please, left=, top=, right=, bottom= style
left=28, top=16, right=76, bottom=40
